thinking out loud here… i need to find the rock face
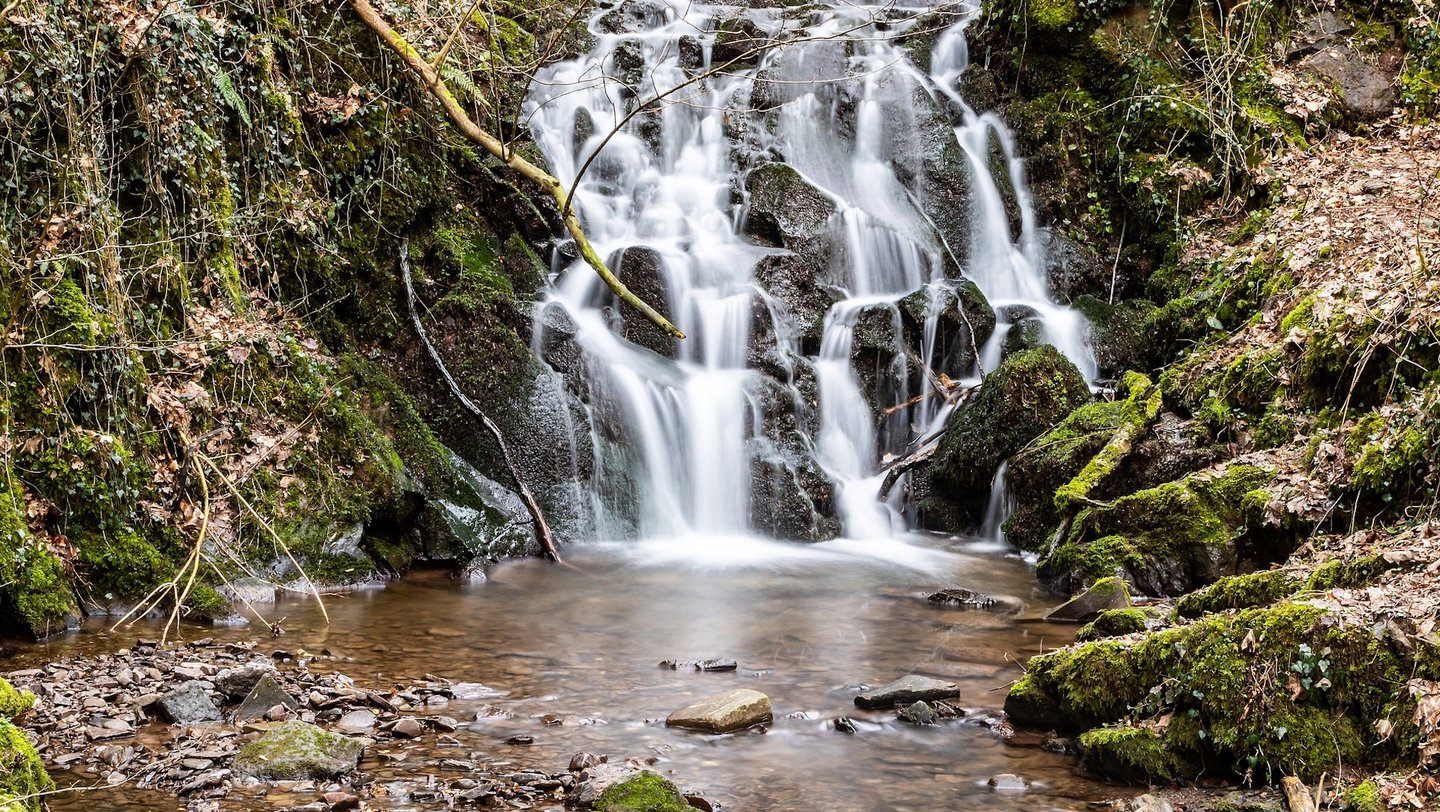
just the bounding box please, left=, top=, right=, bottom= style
left=611, top=246, right=678, bottom=358
left=854, top=675, right=960, bottom=709
left=665, top=689, right=773, bottom=733
left=233, top=721, right=364, bottom=781
left=912, top=346, right=1092, bottom=532
left=154, top=681, right=221, bottom=724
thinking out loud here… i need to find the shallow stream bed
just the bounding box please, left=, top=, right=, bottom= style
left=11, top=535, right=1121, bottom=810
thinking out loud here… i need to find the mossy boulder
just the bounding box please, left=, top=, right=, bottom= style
left=1005, top=400, right=1125, bottom=551
left=594, top=771, right=690, bottom=812
left=233, top=721, right=364, bottom=780
left=1038, top=463, right=1276, bottom=596
left=0, top=718, right=52, bottom=812
left=1071, top=295, right=1159, bottom=377
left=1005, top=601, right=1425, bottom=783
left=1075, top=607, right=1157, bottom=641
left=0, top=680, right=35, bottom=721
left=914, top=346, right=1091, bottom=532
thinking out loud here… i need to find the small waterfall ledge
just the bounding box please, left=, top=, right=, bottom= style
left=526, top=0, right=1097, bottom=543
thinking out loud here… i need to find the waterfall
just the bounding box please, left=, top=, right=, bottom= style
left=527, top=0, right=1095, bottom=543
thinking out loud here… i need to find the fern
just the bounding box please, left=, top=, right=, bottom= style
left=212, top=69, right=252, bottom=128
left=441, top=62, right=490, bottom=109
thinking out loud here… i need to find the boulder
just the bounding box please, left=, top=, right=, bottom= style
left=1301, top=45, right=1398, bottom=121
left=234, top=675, right=300, bottom=722
left=154, top=681, right=221, bottom=724
left=912, top=346, right=1092, bottom=532
left=592, top=770, right=689, bottom=812
left=233, top=721, right=364, bottom=781
left=1000, top=317, right=1045, bottom=361
left=1039, top=229, right=1109, bottom=304
left=665, top=689, right=773, bottom=733
left=611, top=246, right=677, bottom=358
left=854, top=675, right=959, bottom=709
left=899, top=280, right=996, bottom=378
left=744, top=163, right=836, bottom=251
left=1070, top=295, right=1159, bottom=377
left=711, top=12, right=769, bottom=66
left=336, top=709, right=377, bottom=734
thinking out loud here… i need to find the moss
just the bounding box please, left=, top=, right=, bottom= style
left=1174, top=569, right=1301, bottom=618
left=233, top=720, right=364, bottom=781
left=1028, top=0, right=1078, bottom=30
left=0, top=538, right=78, bottom=640
left=594, top=771, right=690, bottom=812
left=1009, top=601, right=1417, bottom=782
left=1342, top=780, right=1383, bottom=812
left=1054, top=372, right=1161, bottom=511
left=1076, top=607, right=1152, bottom=641
left=0, top=717, right=53, bottom=812
left=75, top=528, right=175, bottom=605
left=1304, top=554, right=1396, bottom=592
left=0, top=679, right=36, bottom=720
left=1005, top=399, right=1124, bottom=551
left=1080, top=724, right=1191, bottom=782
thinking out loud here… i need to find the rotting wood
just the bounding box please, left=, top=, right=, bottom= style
left=350, top=0, right=683, bottom=340
left=400, top=240, right=563, bottom=564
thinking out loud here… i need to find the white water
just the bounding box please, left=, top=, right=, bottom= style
left=527, top=0, right=1095, bottom=544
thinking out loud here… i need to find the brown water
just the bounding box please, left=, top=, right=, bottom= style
left=13, top=534, right=1118, bottom=811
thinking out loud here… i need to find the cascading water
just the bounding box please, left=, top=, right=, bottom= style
left=527, top=0, right=1096, bottom=543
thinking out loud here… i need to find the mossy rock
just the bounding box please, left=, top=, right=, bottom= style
left=594, top=771, right=690, bottom=812
left=1006, top=601, right=1426, bottom=783
left=0, top=717, right=53, bottom=812
left=1071, top=295, right=1160, bottom=377
left=915, top=346, right=1091, bottom=532
left=1038, top=464, right=1276, bottom=596
left=1173, top=569, right=1303, bottom=619
left=0, top=680, right=36, bottom=721
left=233, top=721, right=364, bottom=780
left=1076, top=607, right=1156, bottom=641
left=1080, top=724, right=1195, bottom=782
left=1005, top=399, right=1124, bottom=552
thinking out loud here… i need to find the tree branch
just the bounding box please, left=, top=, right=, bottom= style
left=350, top=0, right=684, bottom=339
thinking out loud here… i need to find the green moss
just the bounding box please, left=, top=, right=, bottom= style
left=0, top=717, right=53, bottom=812
left=1342, top=780, right=1383, bottom=812
left=1005, top=399, right=1124, bottom=551
left=1009, top=601, right=1417, bottom=782
left=1174, top=569, right=1301, bottom=618
left=1028, top=0, right=1078, bottom=29
left=594, top=771, right=690, bottom=812
left=1304, top=555, right=1396, bottom=592
left=0, top=680, right=36, bottom=720
left=1076, top=607, right=1152, bottom=641
left=1054, top=372, right=1161, bottom=511
left=75, top=528, right=175, bottom=604
left=1080, top=724, right=1190, bottom=782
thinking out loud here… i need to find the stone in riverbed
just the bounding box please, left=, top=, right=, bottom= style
left=154, top=681, right=221, bottom=723
left=336, top=709, right=377, bottom=734
left=897, top=700, right=936, bottom=725
left=235, top=675, right=299, bottom=722
left=593, top=770, right=690, bottom=812
left=233, top=721, right=363, bottom=780
left=989, top=773, right=1028, bottom=790
left=214, top=660, right=276, bottom=700
left=665, top=689, right=772, bottom=733
left=1044, top=576, right=1131, bottom=622
left=854, top=675, right=960, bottom=709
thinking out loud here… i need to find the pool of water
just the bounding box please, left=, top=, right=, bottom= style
left=11, top=534, right=1117, bottom=811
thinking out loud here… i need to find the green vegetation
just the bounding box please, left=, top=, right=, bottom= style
left=594, top=771, right=691, bottom=812
left=0, top=718, right=52, bottom=812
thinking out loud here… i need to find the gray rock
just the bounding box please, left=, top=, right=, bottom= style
left=854, top=675, right=960, bottom=709
left=897, top=700, right=936, bottom=725
left=336, top=709, right=377, bottom=733
left=989, top=773, right=1028, bottom=791
left=744, top=163, right=836, bottom=250
left=665, top=689, right=773, bottom=733
left=1288, top=11, right=1354, bottom=59
left=216, top=577, right=276, bottom=608
left=1039, top=229, right=1108, bottom=304
left=610, top=246, right=677, bottom=358
left=391, top=718, right=425, bottom=739
left=233, top=721, right=364, bottom=780
left=1302, top=45, right=1397, bottom=120
left=154, top=681, right=221, bottom=724
left=1127, top=793, right=1176, bottom=812
left=235, top=675, right=299, bottom=722
left=214, top=660, right=276, bottom=700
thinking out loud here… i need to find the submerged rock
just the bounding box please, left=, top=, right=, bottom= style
left=233, top=721, right=364, bottom=781
left=665, top=689, right=773, bottom=733
left=988, top=773, right=1028, bottom=791
left=854, top=675, right=960, bottom=709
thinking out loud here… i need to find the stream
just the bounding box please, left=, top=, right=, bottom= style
left=16, top=535, right=1118, bottom=811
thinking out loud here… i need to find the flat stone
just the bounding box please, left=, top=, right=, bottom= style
left=988, top=773, right=1028, bottom=791
left=214, top=661, right=276, bottom=700
left=155, top=681, right=221, bottom=723
left=235, top=675, right=299, bottom=722
left=854, top=676, right=960, bottom=709
left=233, top=721, right=364, bottom=781
left=665, top=689, right=772, bottom=733
left=1045, top=577, right=1131, bottom=622
left=336, top=710, right=376, bottom=734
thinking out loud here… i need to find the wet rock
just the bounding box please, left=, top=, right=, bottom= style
left=711, top=12, right=768, bottom=66
left=593, top=770, right=690, bottom=812
left=659, top=658, right=737, bottom=672
left=988, top=773, right=1028, bottom=791
left=235, top=674, right=300, bottom=722
left=336, top=710, right=377, bottom=734
left=1045, top=577, right=1131, bottom=622
left=610, top=246, right=677, bottom=358
left=897, top=700, right=936, bottom=725
left=569, top=752, right=603, bottom=771
left=154, top=681, right=221, bottom=724
left=744, top=163, right=836, bottom=250
left=912, top=346, right=1092, bottom=532
left=391, top=718, right=425, bottom=739
left=1000, top=317, right=1045, bottom=360
left=1301, top=45, right=1398, bottom=121
left=1040, top=229, right=1109, bottom=304
left=596, top=0, right=670, bottom=34
left=233, top=721, right=364, bottom=781
left=926, top=588, right=1001, bottom=610
left=1070, top=295, right=1158, bottom=377
left=898, top=280, right=996, bottom=378
left=752, top=253, right=837, bottom=345
left=665, top=689, right=773, bottom=733
left=854, top=675, right=960, bottom=709
left=832, top=716, right=857, bottom=734
left=215, top=660, right=276, bottom=700
left=323, top=791, right=360, bottom=811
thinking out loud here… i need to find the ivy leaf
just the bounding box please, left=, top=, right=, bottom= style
left=1206, top=316, right=1224, bottom=330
